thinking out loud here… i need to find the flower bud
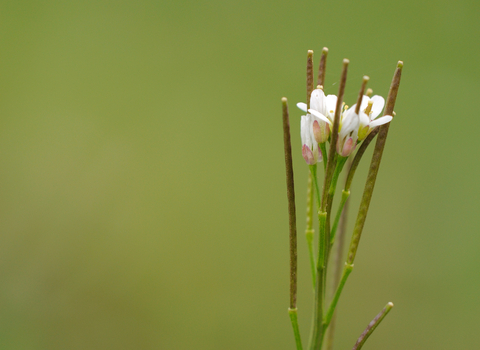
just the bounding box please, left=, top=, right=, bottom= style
left=298, top=88, right=337, bottom=144
left=337, top=108, right=359, bottom=157
left=301, top=115, right=322, bottom=165
left=312, top=118, right=330, bottom=144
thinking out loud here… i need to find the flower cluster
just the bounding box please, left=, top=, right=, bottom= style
left=282, top=49, right=403, bottom=350
left=297, top=89, right=393, bottom=162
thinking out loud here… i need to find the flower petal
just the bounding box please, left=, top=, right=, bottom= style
left=308, top=109, right=332, bottom=125
left=310, top=89, right=326, bottom=115
left=370, top=95, right=385, bottom=119
left=297, top=102, right=308, bottom=112
left=325, top=95, right=337, bottom=109
left=325, top=94, right=337, bottom=120
left=300, top=115, right=310, bottom=145
left=340, top=108, right=359, bottom=136
left=369, top=115, right=393, bottom=128
left=358, top=112, right=370, bottom=129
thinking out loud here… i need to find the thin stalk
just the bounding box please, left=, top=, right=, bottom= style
left=324, top=263, right=353, bottom=327
left=309, top=175, right=326, bottom=350
left=289, top=308, right=304, bottom=350
left=309, top=165, right=321, bottom=208
left=307, top=50, right=314, bottom=109
left=304, top=50, right=316, bottom=289
left=306, top=174, right=314, bottom=234
left=351, top=302, right=394, bottom=350
left=322, top=155, right=347, bottom=270
left=317, top=47, right=328, bottom=87
left=309, top=237, right=325, bottom=350
left=282, top=97, right=303, bottom=348
left=347, top=61, right=403, bottom=265
left=354, top=76, right=369, bottom=115
left=328, top=156, right=347, bottom=201
left=321, top=59, right=349, bottom=210
left=306, top=228, right=316, bottom=289
left=320, top=143, right=327, bottom=171
left=318, top=48, right=328, bottom=173
left=330, top=189, right=350, bottom=246
left=308, top=165, right=321, bottom=289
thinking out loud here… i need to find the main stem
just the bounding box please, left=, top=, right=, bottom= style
left=309, top=209, right=326, bottom=350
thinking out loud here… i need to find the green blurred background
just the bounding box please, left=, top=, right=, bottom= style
left=0, top=0, right=479, bottom=349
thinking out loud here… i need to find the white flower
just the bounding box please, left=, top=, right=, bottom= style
left=297, top=88, right=337, bottom=143
left=352, top=95, right=393, bottom=141
left=337, top=107, right=360, bottom=157
left=301, top=114, right=322, bottom=165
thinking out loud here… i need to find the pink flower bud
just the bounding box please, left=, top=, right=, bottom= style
left=338, top=137, right=355, bottom=157
left=302, top=144, right=316, bottom=165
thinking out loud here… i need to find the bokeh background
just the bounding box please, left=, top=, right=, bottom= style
left=0, top=0, right=479, bottom=349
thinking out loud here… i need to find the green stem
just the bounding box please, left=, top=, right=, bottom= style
left=324, top=263, right=353, bottom=327
left=306, top=173, right=314, bottom=232
left=317, top=211, right=326, bottom=279
left=323, top=156, right=347, bottom=277
left=309, top=165, right=321, bottom=208
left=330, top=189, right=350, bottom=246
left=289, top=308, right=304, bottom=350
left=320, top=143, right=328, bottom=172
left=309, top=262, right=325, bottom=350
left=306, top=229, right=316, bottom=290
left=351, top=303, right=394, bottom=350
left=309, top=179, right=326, bottom=350
left=309, top=186, right=327, bottom=350
left=305, top=171, right=316, bottom=290
left=307, top=164, right=321, bottom=290
left=328, top=156, right=347, bottom=199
